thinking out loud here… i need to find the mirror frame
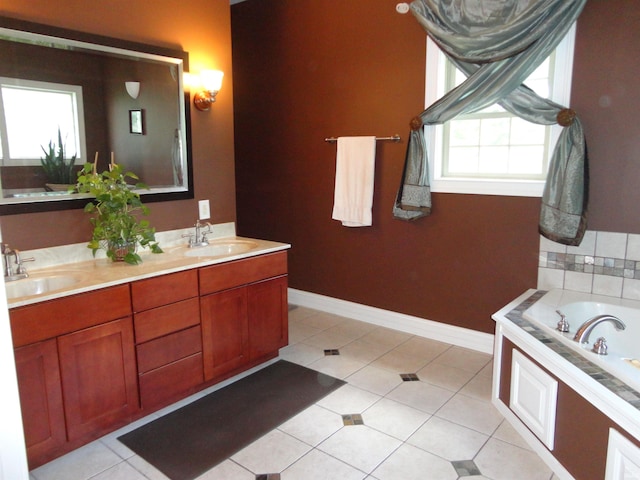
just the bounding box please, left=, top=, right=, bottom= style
left=0, top=15, right=194, bottom=215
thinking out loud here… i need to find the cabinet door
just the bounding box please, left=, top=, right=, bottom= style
left=58, top=317, right=139, bottom=442
left=248, top=275, right=288, bottom=361
left=200, top=286, right=249, bottom=381
left=14, top=339, right=66, bottom=467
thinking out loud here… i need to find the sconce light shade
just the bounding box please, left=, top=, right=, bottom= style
left=194, top=69, right=224, bottom=111
left=125, top=81, right=140, bottom=99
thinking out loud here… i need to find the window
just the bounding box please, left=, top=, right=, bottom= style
left=425, top=24, right=576, bottom=197
left=0, top=78, right=86, bottom=166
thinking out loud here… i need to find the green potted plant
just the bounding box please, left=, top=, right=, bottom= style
left=75, top=162, right=163, bottom=264
left=40, top=128, right=77, bottom=190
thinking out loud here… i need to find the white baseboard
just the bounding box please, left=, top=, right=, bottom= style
left=288, top=288, right=494, bottom=354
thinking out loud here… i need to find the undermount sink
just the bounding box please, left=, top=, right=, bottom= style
left=183, top=240, right=259, bottom=258
left=4, top=272, right=85, bottom=299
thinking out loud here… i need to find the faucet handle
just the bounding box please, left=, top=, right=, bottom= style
left=16, top=256, right=34, bottom=275
left=555, top=310, right=570, bottom=333
left=592, top=337, right=608, bottom=355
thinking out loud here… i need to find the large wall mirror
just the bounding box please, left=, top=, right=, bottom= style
left=0, top=16, right=193, bottom=215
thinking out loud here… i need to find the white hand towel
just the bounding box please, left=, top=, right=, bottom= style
left=331, top=136, right=377, bottom=227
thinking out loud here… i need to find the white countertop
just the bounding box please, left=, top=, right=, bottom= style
left=5, top=223, right=290, bottom=308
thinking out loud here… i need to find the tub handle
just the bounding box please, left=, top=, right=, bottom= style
left=592, top=337, right=608, bottom=355
left=555, top=310, right=570, bottom=333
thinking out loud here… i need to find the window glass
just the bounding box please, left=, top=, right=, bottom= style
left=425, top=25, right=575, bottom=197
left=0, top=78, right=85, bottom=166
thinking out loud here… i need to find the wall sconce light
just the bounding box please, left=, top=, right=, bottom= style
left=193, top=69, right=224, bottom=111
left=125, top=81, right=140, bottom=99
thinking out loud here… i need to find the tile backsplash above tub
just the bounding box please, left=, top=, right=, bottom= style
left=538, top=231, right=640, bottom=300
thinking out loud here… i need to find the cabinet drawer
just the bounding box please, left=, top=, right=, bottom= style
left=134, top=297, right=200, bottom=344
left=131, top=269, right=198, bottom=312
left=10, top=285, right=132, bottom=348
left=199, top=251, right=288, bottom=295
left=139, top=353, right=203, bottom=410
left=137, top=326, right=202, bottom=374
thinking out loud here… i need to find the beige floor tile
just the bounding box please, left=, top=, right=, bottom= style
left=371, top=443, right=458, bottom=480
left=324, top=319, right=377, bottom=341
left=125, top=456, right=170, bottom=480
left=386, top=380, right=455, bottom=414
left=492, top=420, right=531, bottom=450
left=316, top=384, right=381, bottom=414
left=231, top=430, right=311, bottom=474
left=307, top=354, right=368, bottom=379
left=435, top=393, right=503, bottom=435
left=358, top=327, right=412, bottom=349
left=459, top=371, right=493, bottom=401
left=278, top=405, right=344, bottom=446
left=317, top=425, right=402, bottom=473
left=417, top=362, right=476, bottom=391
left=282, top=449, right=366, bottom=480
left=474, top=438, right=553, bottom=480
left=297, top=312, right=347, bottom=330
left=31, top=441, right=123, bottom=480
left=362, top=398, right=430, bottom=441
left=302, top=329, right=357, bottom=349
left=346, top=365, right=404, bottom=396
left=391, top=336, right=451, bottom=363
left=340, top=338, right=392, bottom=363
left=91, top=461, right=148, bottom=480
left=278, top=342, right=325, bottom=366
left=407, top=416, right=488, bottom=461
left=432, top=346, right=492, bottom=374
left=195, top=460, right=254, bottom=480
left=288, top=306, right=319, bottom=323
left=370, top=349, right=431, bottom=373
left=288, top=321, right=324, bottom=343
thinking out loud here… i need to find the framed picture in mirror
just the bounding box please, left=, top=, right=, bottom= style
left=129, top=109, right=144, bottom=135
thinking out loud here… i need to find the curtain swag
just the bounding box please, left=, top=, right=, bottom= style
left=394, top=0, right=589, bottom=246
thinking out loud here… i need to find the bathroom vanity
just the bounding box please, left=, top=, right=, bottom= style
left=6, top=229, right=290, bottom=469
left=493, top=290, right=640, bottom=480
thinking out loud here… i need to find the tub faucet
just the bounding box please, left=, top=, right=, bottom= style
left=573, top=315, right=626, bottom=344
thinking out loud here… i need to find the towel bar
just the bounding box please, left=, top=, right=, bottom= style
left=324, top=134, right=401, bottom=144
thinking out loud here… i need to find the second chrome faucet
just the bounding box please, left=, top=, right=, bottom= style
left=182, top=220, right=212, bottom=248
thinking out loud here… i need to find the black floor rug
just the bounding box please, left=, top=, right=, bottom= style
left=118, top=360, right=345, bottom=480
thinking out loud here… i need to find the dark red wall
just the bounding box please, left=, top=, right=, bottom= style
left=232, top=0, right=640, bottom=334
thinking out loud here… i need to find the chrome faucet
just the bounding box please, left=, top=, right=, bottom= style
left=2, top=244, right=35, bottom=281
left=573, top=314, right=626, bottom=344
left=182, top=220, right=212, bottom=248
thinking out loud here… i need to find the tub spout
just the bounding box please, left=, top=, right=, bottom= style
left=573, top=315, right=626, bottom=344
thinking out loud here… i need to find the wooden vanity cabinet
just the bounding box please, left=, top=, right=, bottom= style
left=14, top=339, right=66, bottom=464
left=199, top=252, right=288, bottom=382
left=58, top=317, right=138, bottom=442
left=10, top=285, right=136, bottom=468
left=10, top=248, right=289, bottom=469
left=131, top=270, right=204, bottom=411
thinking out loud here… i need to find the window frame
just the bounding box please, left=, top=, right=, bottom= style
left=424, top=24, right=576, bottom=197
left=0, top=77, right=86, bottom=167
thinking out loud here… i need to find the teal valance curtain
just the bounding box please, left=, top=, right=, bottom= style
left=393, top=0, right=589, bottom=246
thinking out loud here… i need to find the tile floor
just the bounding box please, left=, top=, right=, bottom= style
left=29, top=305, right=561, bottom=480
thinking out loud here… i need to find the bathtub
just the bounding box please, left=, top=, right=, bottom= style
left=522, top=289, right=640, bottom=393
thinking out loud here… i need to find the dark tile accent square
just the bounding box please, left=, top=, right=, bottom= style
left=400, top=373, right=420, bottom=381
left=452, top=459, right=481, bottom=476
left=256, top=474, right=280, bottom=480
left=342, top=413, right=364, bottom=426
left=324, top=349, right=340, bottom=356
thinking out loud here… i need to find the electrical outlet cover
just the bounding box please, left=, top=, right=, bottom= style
left=198, top=200, right=210, bottom=220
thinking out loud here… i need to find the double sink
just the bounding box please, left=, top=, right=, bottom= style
left=4, top=239, right=260, bottom=301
